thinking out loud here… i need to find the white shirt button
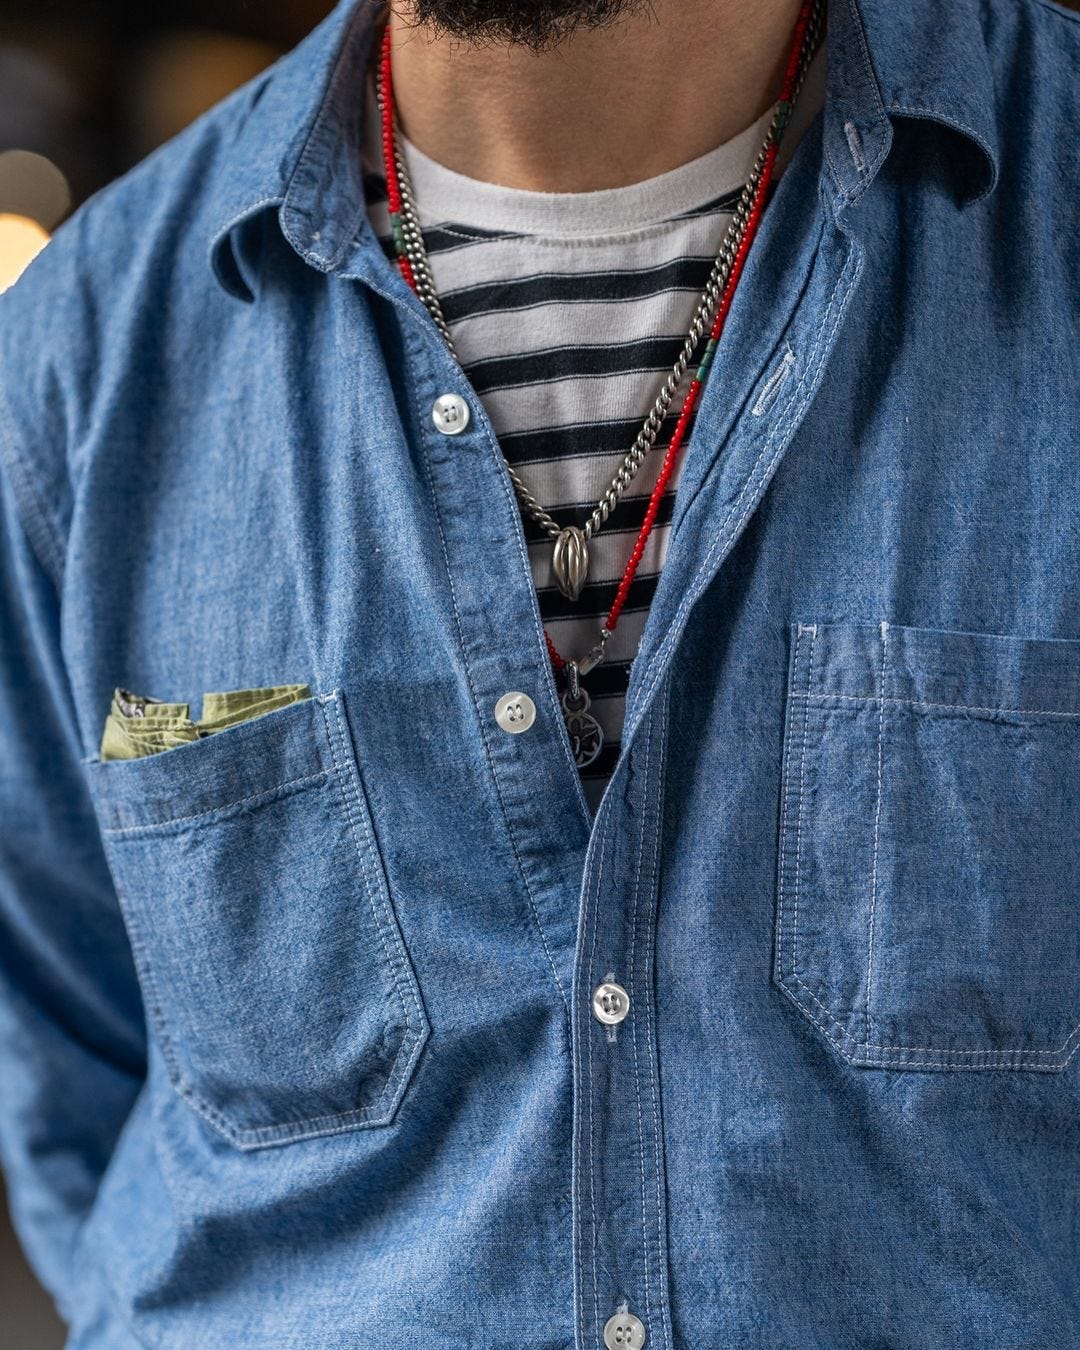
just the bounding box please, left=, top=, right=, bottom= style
left=592, top=981, right=630, bottom=1026
left=494, top=691, right=536, bottom=734
left=604, top=1311, right=646, bottom=1348
left=432, top=392, right=470, bottom=435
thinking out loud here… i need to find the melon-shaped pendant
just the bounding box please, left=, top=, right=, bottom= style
left=552, top=525, right=589, bottom=601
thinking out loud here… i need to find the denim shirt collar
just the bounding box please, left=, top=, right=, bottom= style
left=208, top=0, right=1001, bottom=302
left=825, top=0, right=1000, bottom=210
left=208, top=0, right=380, bottom=301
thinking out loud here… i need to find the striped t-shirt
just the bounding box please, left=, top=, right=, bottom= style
left=361, top=49, right=826, bottom=814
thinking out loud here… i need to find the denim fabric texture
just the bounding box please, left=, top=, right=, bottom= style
left=0, top=0, right=1079, bottom=1345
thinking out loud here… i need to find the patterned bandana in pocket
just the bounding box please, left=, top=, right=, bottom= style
left=99, top=685, right=312, bottom=761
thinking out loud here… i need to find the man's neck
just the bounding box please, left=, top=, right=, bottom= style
left=376, top=0, right=805, bottom=193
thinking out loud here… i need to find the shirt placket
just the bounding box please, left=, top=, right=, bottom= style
left=573, top=674, right=675, bottom=1350
left=568, top=159, right=869, bottom=1349
left=340, top=112, right=869, bottom=1343
left=386, top=284, right=597, bottom=1016
left=355, top=249, right=683, bottom=1350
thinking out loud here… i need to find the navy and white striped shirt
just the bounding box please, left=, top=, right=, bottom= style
left=362, top=51, right=825, bottom=810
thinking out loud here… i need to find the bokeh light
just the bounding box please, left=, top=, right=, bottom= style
left=0, top=211, right=49, bottom=290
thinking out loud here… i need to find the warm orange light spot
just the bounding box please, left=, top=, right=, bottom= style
left=0, top=214, right=50, bottom=292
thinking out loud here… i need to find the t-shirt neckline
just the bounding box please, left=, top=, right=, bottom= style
left=363, top=44, right=825, bottom=239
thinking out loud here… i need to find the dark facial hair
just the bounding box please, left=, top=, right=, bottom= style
left=398, top=0, right=654, bottom=53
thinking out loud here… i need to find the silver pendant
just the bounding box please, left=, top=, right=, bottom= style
left=552, top=525, right=589, bottom=601
left=561, top=683, right=603, bottom=769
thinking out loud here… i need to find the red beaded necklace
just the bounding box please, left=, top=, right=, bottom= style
left=377, top=0, right=822, bottom=765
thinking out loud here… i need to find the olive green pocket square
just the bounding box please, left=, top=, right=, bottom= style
left=99, top=684, right=312, bottom=761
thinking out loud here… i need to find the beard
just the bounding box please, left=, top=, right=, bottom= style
left=397, top=0, right=654, bottom=52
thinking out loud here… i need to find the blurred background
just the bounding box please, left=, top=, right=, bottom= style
left=0, top=0, right=335, bottom=294
left=3, top=0, right=1080, bottom=1343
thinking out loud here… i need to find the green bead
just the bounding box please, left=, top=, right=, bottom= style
left=695, top=336, right=719, bottom=381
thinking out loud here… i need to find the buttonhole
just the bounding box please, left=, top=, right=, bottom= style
left=843, top=120, right=867, bottom=175
left=752, top=345, right=796, bottom=417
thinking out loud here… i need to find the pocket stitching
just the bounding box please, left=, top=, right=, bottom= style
left=780, top=623, right=851, bottom=1039
left=777, top=623, right=1080, bottom=1072
left=101, top=691, right=429, bottom=1147
left=318, top=693, right=428, bottom=1109
left=99, top=768, right=330, bottom=836
left=789, top=623, right=817, bottom=1009
left=179, top=692, right=428, bottom=1145
left=802, top=692, right=1080, bottom=722
left=781, top=630, right=867, bottom=1045
left=864, top=618, right=888, bottom=1051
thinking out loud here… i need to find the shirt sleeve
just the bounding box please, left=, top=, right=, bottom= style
left=0, top=331, right=147, bottom=1323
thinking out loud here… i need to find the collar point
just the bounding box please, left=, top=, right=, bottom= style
left=208, top=198, right=285, bottom=302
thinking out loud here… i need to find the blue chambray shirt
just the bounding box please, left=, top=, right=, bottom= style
left=1, top=0, right=1079, bottom=1345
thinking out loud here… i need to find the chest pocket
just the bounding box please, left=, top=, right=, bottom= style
left=83, top=690, right=429, bottom=1148
left=774, top=620, right=1080, bottom=1073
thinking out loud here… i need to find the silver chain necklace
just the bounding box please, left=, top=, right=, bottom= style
left=374, top=6, right=822, bottom=606
left=375, top=2, right=823, bottom=769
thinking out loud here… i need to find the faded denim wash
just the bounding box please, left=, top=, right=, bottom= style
left=1, top=0, right=1079, bottom=1345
